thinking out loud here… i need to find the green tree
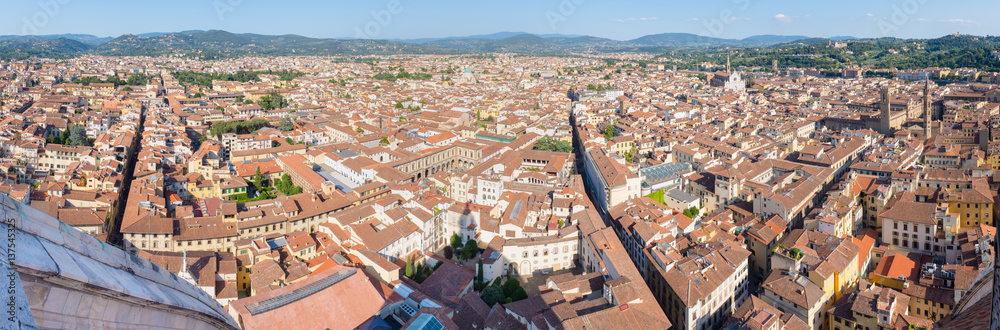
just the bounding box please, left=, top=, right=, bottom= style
left=450, top=233, right=462, bottom=253
left=683, top=206, right=700, bottom=218
left=405, top=256, right=414, bottom=278
left=278, top=117, right=294, bottom=131
left=285, top=137, right=294, bottom=145
left=462, top=239, right=478, bottom=261
left=509, top=287, right=528, bottom=302
left=475, top=259, right=485, bottom=291
left=379, top=137, right=389, bottom=144
left=481, top=285, right=505, bottom=307
left=502, top=278, right=522, bottom=298
left=413, top=262, right=426, bottom=283
left=604, top=123, right=614, bottom=140
left=253, top=167, right=264, bottom=190
left=280, top=173, right=293, bottom=192
left=60, top=129, right=70, bottom=144
left=355, top=126, right=364, bottom=133
left=67, top=124, right=88, bottom=146
left=257, top=91, right=288, bottom=110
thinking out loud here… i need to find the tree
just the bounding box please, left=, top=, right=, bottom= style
left=462, top=239, right=479, bottom=260
left=285, top=137, right=294, bottom=145
left=502, top=278, right=522, bottom=298
left=355, top=126, right=364, bottom=133
left=257, top=91, right=288, bottom=110
left=481, top=285, right=505, bottom=307
left=509, top=287, right=528, bottom=302
left=379, top=137, right=389, bottom=145
left=683, top=206, right=700, bottom=218
left=475, top=259, right=485, bottom=291
left=532, top=136, right=572, bottom=153
left=413, top=263, right=427, bottom=283
left=405, top=256, right=414, bottom=278
left=450, top=234, right=462, bottom=253
left=67, top=125, right=89, bottom=146
left=253, top=167, right=264, bottom=190
left=209, top=119, right=269, bottom=138
left=278, top=117, right=295, bottom=131
left=604, top=123, right=614, bottom=140
left=443, top=246, right=454, bottom=260
left=60, top=129, right=70, bottom=144
left=282, top=173, right=292, bottom=188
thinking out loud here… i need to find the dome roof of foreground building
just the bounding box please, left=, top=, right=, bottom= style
left=0, top=193, right=239, bottom=329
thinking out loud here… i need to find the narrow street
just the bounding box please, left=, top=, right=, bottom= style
left=105, top=105, right=146, bottom=247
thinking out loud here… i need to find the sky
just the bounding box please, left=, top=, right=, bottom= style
left=1, top=0, right=995, bottom=41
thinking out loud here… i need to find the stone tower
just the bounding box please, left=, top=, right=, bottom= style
left=726, top=51, right=731, bottom=73
left=924, top=77, right=933, bottom=131
left=880, top=87, right=892, bottom=135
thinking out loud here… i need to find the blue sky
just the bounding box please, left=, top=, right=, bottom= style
left=2, top=0, right=995, bottom=40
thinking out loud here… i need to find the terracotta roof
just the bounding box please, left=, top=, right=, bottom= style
left=230, top=265, right=400, bottom=330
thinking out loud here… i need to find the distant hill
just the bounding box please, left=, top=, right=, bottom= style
left=0, top=34, right=112, bottom=45
left=2, top=29, right=998, bottom=72
left=389, top=32, right=582, bottom=44
left=0, top=38, right=91, bottom=60
left=424, top=34, right=632, bottom=54
left=89, top=30, right=455, bottom=58
left=741, top=35, right=810, bottom=45
left=828, top=36, right=859, bottom=41
left=629, top=33, right=738, bottom=47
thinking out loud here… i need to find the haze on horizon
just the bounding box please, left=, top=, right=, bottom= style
left=1, top=0, right=995, bottom=41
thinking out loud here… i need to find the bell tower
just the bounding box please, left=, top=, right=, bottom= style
left=924, top=77, right=933, bottom=137
left=880, top=87, right=892, bottom=135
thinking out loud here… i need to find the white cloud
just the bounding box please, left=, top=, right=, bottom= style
left=865, top=13, right=875, bottom=17
left=774, top=14, right=792, bottom=23
left=917, top=18, right=929, bottom=22
left=611, top=17, right=658, bottom=23
left=941, top=18, right=976, bottom=24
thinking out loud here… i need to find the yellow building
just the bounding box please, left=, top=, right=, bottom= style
left=942, top=178, right=994, bottom=229
left=827, top=282, right=913, bottom=330
left=771, top=230, right=863, bottom=329
left=903, top=284, right=954, bottom=322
